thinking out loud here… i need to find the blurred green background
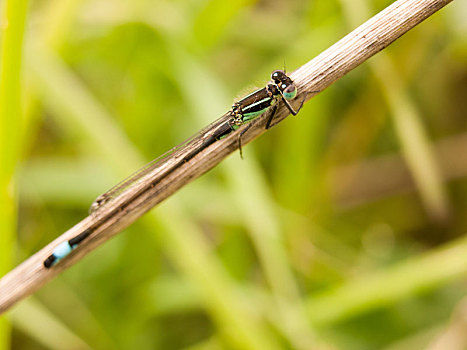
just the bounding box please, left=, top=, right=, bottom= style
left=2, top=0, right=467, bottom=349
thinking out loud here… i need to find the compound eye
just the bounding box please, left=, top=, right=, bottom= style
left=281, top=83, right=287, bottom=90
left=283, top=85, right=297, bottom=100
left=271, top=70, right=283, bottom=81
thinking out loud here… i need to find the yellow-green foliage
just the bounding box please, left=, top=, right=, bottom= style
left=3, top=0, right=467, bottom=349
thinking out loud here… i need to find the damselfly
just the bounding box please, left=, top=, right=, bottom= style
left=43, top=69, right=306, bottom=268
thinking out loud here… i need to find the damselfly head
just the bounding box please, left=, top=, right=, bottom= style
left=271, top=70, right=297, bottom=100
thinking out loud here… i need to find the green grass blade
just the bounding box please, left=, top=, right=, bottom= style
left=9, top=298, right=92, bottom=350
left=0, top=0, right=29, bottom=348
left=308, top=235, right=467, bottom=326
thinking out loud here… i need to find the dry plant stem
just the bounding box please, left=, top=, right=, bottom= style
left=0, top=0, right=453, bottom=314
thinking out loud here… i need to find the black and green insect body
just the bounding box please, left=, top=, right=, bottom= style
left=230, top=87, right=278, bottom=128
left=229, top=70, right=301, bottom=132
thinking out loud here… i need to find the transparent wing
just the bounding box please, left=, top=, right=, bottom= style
left=90, top=111, right=232, bottom=213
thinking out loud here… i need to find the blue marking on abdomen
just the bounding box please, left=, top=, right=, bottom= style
left=52, top=241, right=74, bottom=262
